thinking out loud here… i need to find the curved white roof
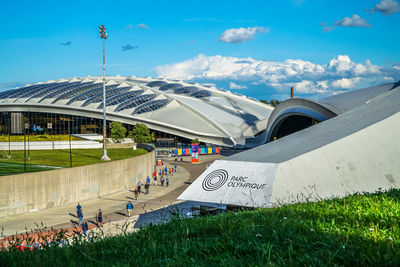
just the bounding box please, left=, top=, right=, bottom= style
left=0, top=76, right=273, bottom=147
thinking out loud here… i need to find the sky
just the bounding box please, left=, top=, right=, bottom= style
left=1, top=0, right=399, bottom=100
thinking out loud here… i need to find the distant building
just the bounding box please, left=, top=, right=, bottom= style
left=0, top=76, right=273, bottom=147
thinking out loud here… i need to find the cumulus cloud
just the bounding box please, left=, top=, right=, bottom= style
left=323, top=14, right=371, bottom=32
left=335, top=14, right=371, bottom=27
left=155, top=54, right=399, bottom=96
left=229, top=82, right=247, bottom=89
left=331, top=77, right=362, bottom=89
left=219, top=26, right=269, bottom=43
left=370, top=0, right=400, bottom=15
left=136, top=23, right=149, bottom=29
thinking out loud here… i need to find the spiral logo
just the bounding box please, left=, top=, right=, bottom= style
left=202, top=169, right=229, bottom=191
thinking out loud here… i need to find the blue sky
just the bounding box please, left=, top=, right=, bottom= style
left=1, top=0, right=399, bottom=100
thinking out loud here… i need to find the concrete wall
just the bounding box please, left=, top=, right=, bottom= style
left=271, top=112, right=400, bottom=205
left=0, top=150, right=155, bottom=217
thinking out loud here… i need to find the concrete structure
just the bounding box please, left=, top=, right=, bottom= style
left=0, top=76, right=273, bottom=147
left=180, top=82, right=400, bottom=207
left=0, top=150, right=155, bottom=217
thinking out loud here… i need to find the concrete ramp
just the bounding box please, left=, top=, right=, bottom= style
left=179, top=85, right=400, bottom=207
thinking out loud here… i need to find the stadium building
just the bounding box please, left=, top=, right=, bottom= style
left=0, top=76, right=273, bottom=147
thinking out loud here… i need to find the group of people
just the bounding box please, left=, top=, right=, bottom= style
left=74, top=159, right=181, bottom=236
left=133, top=163, right=179, bottom=199
left=75, top=203, right=103, bottom=237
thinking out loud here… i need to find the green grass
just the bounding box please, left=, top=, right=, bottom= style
left=1, top=189, right=400, bottom=266
left=0, top=148, right=148, bottom=175
left=0, top=135, right=82, bottom=142
left=0, top=161, right=54, bottom=176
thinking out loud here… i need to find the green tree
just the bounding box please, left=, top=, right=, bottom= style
left=128, top=123, right=154, bottom=143
left=110, top=122, right=127, bottom=143
left=191, top=138, right=200, bottom=144
left=260, top=99, right=281, bottom=107
left=269, top=99, right=281, bottom=107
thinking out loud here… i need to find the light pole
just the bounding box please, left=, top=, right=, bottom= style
left=99, top=25, right=110, bottom=161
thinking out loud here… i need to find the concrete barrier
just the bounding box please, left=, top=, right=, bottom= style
left=0, top=150, right=155, bottom=217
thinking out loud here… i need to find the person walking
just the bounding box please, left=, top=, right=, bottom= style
left=76, top=203, right=82, bottom=218
left=137, top=181, right=142, bottom=194
left=166, top=177, right=169, bottom=187
left=97, top=209, right=103, bottom=227
left=145, top=182, right=149, bottom=194
left=153, top=175, right=158, bottom=186
left=134, top=186, right=139, bottom=200
left=164, top=166, right=168, bottom=175
left=161, top=176, right=165, bottom=186
left=174, top=164, right=177, bottom=173
left=126, top=201, right=133, bottom=217
left=146, top=176, right=151, bottom=185
left=82, top=220, right=89, bottom=237
left=77, top=209, right=84, bottom=226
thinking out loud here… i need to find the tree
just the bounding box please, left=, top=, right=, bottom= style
left=110, top=122, right=127, bottom=143
left=128, top=123, right=154, bottom=143
left=260, top=99, right=281, bottom=107
left=191, top=138, right=200, bottom=144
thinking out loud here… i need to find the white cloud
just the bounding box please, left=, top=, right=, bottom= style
left=155, top=54, right=399, bottom=96
left=229, top=82, right=247, bottom=89
left=219, top=26, right=269, bottom=43
left=334, top=14, right=371, bottom=27
left=136, top=23, right=149, bottom=29
left=370, top=0, right=400, bottom=15
left=331, top=77, right=362, bottom=89
left=126, top=24, right=133, bottom=29
left=323, top=14, right=371, bottom=32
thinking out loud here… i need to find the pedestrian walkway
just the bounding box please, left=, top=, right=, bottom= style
left=0, top=155, right=223, bottom=241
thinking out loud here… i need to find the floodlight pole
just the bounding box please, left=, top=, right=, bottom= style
left=99, top=25, right=110, bottom=161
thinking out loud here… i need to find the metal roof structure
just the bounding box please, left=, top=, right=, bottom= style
left=0, top=76, right=273, bottom=147
left=180, top=82, right=400, bottom=207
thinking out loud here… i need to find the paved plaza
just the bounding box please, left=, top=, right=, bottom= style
left=0, top=155, right=223, bottom=240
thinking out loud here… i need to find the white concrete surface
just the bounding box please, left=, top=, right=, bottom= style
left=180, top=84, right=400, bottom=207
left=0, top=140, right=102, bottom=150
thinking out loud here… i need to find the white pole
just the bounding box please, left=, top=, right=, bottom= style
left=100, top=27, right=110, bottom=161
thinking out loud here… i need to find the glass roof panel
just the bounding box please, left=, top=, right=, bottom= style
left=51, top=82, right=99, bottom=103
left=14, top=82, right=67, bottom=102
left=133, top=99, right=169, bottom=115
left=81, top=86, right=131, bottom=107
left=147, top=81, right=167, bottom=87
left=4, top=83, right=56, bottom=99
left=191, top=90, right=211, bottom=98
left=66, top=84, right=119, bottom=105
left=173, top=86, right=198, bottom=94
left=159, top=83, right=182, bottom=91
left=25, top=82, right=80, bottom=102
left=98, top=90, right=145, bottom=108
left=114, top=94, right=156, bottom=112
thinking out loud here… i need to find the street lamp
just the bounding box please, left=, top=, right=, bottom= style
left=99, top=25, right=110, bottom=161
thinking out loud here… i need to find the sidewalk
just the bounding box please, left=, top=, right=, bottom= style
left=0, top=155, right=223, bottom=240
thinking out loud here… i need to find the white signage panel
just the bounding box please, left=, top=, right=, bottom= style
left=179, top=160, right=278, bottom=207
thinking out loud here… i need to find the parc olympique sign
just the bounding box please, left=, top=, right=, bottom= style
left=179, top=160, right=277, bottom=207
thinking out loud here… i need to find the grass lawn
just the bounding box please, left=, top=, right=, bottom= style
left=0, top=135, right=82, bottom=142
left=0, top=148, right=148, bottom=175
left=1, top=189, right=400, bottom=265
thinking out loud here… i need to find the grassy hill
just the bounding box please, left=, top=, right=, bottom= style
left=1, top=189, right=400, bottom=266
